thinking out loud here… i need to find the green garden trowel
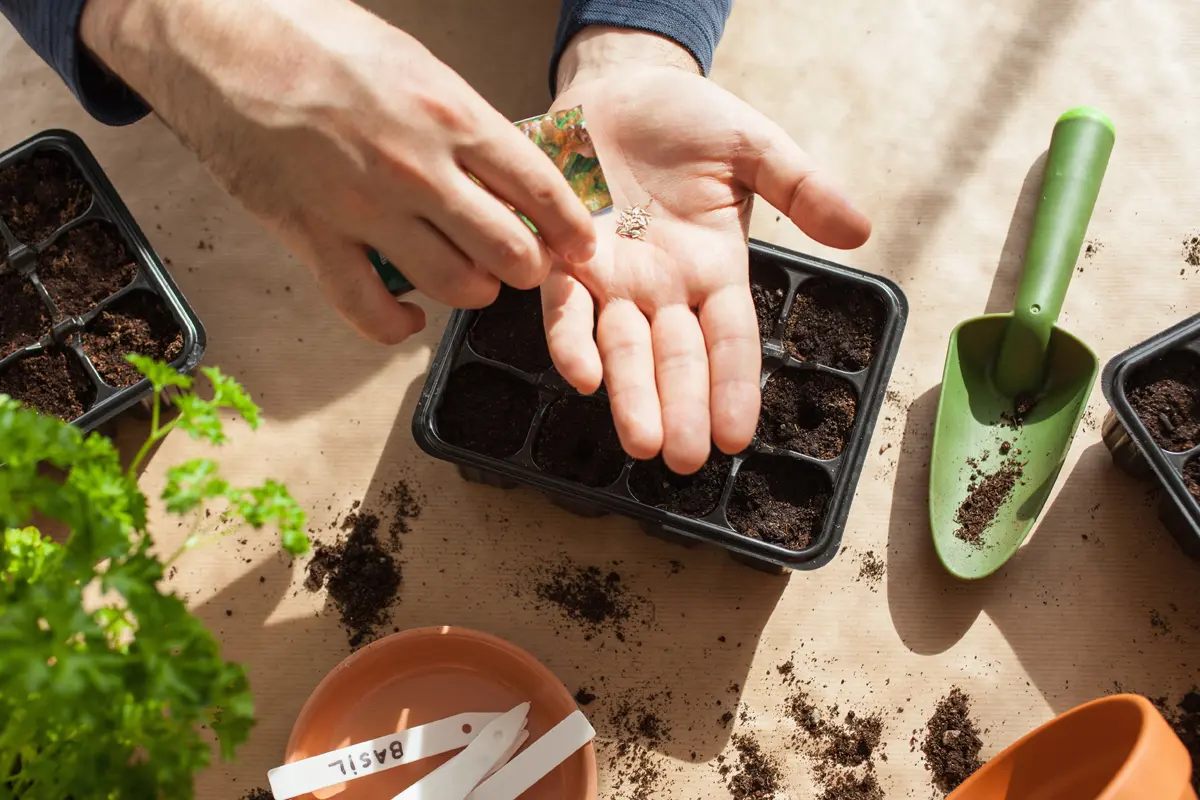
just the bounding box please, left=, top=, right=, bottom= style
left=929, top=107, right=1115, bottom=580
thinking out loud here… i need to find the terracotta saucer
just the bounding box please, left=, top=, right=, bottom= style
left=284, top=626, right=598, bottom=800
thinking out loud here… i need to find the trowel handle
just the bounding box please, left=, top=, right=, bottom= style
left=994, top=107, right=1114, bottom=396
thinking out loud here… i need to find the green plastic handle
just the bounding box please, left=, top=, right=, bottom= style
left=993, top=106, right=1115, bottom=397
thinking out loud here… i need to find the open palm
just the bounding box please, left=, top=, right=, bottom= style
left=542, top=66, right=871, bottom=474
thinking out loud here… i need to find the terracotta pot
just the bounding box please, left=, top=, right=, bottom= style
left=949, top=693, right=1196, bottom=800
left=283, top=626, right=598, bottom=799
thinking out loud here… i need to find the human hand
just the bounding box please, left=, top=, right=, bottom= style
left=544, top=28, right=872, bottom=475
left=81, top=0, right=596, bottom=344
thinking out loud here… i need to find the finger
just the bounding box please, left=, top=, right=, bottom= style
left=737, top=115, right=872, bottom=249
left=460, top=124, right=597, bottom=265
left=543, top=269, right=602, bottom=393
left=700, top=284, right=762, bottom=455
left=427, top=174, right=555, bottom=290
left=596, top=299, right=662, bottom=459
left=376, top=218, right=500, bottom=309
left=652, top=304, right=711, bottom=475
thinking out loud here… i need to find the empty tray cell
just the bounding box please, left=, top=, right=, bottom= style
left=757, top=369, right=857, bottom=459
left=0, top=151, right=93, bottom=244
left=0, top=348, right=96, bottom=421
left=727, top=455, right=830, bottom=551
left=38, top=222, right=138, bottom=317
left=0, top=271, right=50, bottom=357
left=436, top=362, right=538, bottom=458
left=82, top=292, right=184, bottom=388
left=785, top=279, right=884, bottom=371
left=1126, top=350, right=1200, bottom=452
left=629, top=452, right=732, bottom=518
left=533, top=394, right=625, bottom=487
left=468, top=284, right=552, bottom=373
left=750, top=258, right=789, bottom=340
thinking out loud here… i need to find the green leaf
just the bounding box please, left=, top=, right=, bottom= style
left=126, top=354, right=192, bottom=391
left=201, top=367, right=261, bottom=429
left=172, top=393, right=227, bottom=445
left=162, top=459, right=229, bottom=514
left=226, top=480, right=310, bottom=556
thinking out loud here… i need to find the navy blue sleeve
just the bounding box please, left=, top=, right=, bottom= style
left=552, top=0, right=733, bottom=91
left=0, top=0, right=149, bottom=126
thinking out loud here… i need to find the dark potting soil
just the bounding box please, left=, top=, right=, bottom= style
left=1185, top=458, right=1200, bottom=500
left=81, top=292, right=183, bottom=387
left=1184, top=235, right=1200, bottom=268
left=38, top=222, right=137, bottom=317
left=381, top=477, right=423, bottom=545
left=750, top=259, right=789, bottom=340
left=436, top=362, right=538, bottom=458
left=1127, top=351, right=1200, bottom=451
left=304, top=511, right=400, bottom=648
left=727, top=456, right=829, bottom=550
left=238, top=789, right=272, bottom=800
left=628, top=452, right=731, bottom=517
left=534, top=562, right=634, bottom=637
left=786, top=689, right=887, bottom=800
left=785, top=280, right=884, bottom=371
left=532, top=394, right=625, bottom=487
left=857, top=549, right=885, bottom=590
left=757, top=370, right=857, bottom=458
left=726, top=733, right=783, bottom=799
left=0, top=151, right=93, bottom=244
left=955, top=457, right=1024, bottom=546
left=0, top=349, right=94, bottom=420
left=0, top=272, right=49, bottom=357
left=467, top=284, right=552, bottom=373
left=922, top=687, right=984, bottom=794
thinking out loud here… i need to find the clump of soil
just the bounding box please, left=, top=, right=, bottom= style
left=1185, top=458, right=1200, bottom=500
left=534, top=561, right=637, bottom=639
left=757, top=370, right=857, bottom=458
left=0, top=348, right=95, bottom=420
left=468, top=284, right=552, bottom=373
left=1162, top=690, right=1200, bottom=792
left=785, top=280, right=884, bottom=371
left=0, top=272, right=49, bottom=356
left=574, top=688, right=596, bottom=706
left=437, top=362, right=538, bottom=458
left=751, top=259, right=789, bottom=339
left=81, top=292, right=183, bottom=387
left=628, top=452, right=731, bottom=517
left=724, top=733, right=783, bottom=799
left=955, top=456, right=1024, bottom=546
left=238, top=789, right=272, bottom=800
left=38, top=222, right=138, bottom=316
left=922, top=687, right=984, bottom=794
left=785, top=689, right=887, bottom=799
left=1000, top=392, right=1037, bottom=430
left=857, top=550, right=884, bottom=590
left=1184, top=235, right=1200, bottom=268
left=0, top=151, right=93, bottom=244
left=304, top=510, right=401, bottom=648
left=532, top=395, right=625, bottom=487
left=1127, top=352, right=1200, bottom=451
left=727, top=456, right=830, bottom=550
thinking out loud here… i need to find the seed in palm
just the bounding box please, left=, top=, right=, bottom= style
left=615, top=202, right=653, bottom=241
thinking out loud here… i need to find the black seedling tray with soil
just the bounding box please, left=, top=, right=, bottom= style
left=412, top=240, right=908, bottom=572
left=0, top=130, right=205, bottom=429
left=1102, top=313, right=1200, bottom=560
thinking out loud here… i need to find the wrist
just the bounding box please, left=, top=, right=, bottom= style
left=79, top=0, right=156, bottom=90
left=555, top=26, right=701, bottom=96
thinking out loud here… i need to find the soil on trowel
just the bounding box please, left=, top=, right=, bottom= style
left=532, top=560, right=640, bottom=640
left=757, top=369, right=857, bottom=458
left=727, top=456, right=829, bottom=550
left=436, top=362, right=539, bottom=458
left=785, top=688, right=887, bottom=800
left=81, top=292, right=183, bottom=387
left=999, top=392, right=1038, bottom=430
left=628, top=452, right=731, bottom=517
left=785, top=280, right=884, bottom=371
left=38, top=222, right=138, bottom=316
left=532, top=394, right=625, bottom=486
left=0, top=348, right=95, bottom=420
left=922, top=687, right=985, bottom=794
left=304, top=510, right=400, bottom=648
left=955, top=456, right=1024, bottom=546
left=0, top=151, right=93, bottom=244
left=1127, top=351, right=1200, bottom=451
left=751, top=259, right=789, bottom=340
left=0, top=271, right=49, bottom=357
left=725, top=733, right=783, bottom=799
left=467, top=284, right=553, bottom=373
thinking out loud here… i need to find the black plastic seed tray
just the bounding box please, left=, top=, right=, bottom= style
left=1101, top=313, right=1200, bottom=560
left=412, top=239, right=908, bottom=572
left=0, top=130, right=205, bottom=431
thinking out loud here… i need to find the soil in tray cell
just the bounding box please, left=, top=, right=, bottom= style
left=1127, top=350, right=1200, bottom=452
left=467, top=284, right=552, bottom=373
left=436, top=362, right=539, bottom=459
left=0, top=348, right=95, bottom=421
left=727, top=455, right=830, bottom=551
left=81, top=292, right=184, bottom=388
left=1184, top=457, right=1200, bottom=500
left=0, top=151, right=93, bottom=245
left=750, top=258, right=789, bottom=340
left=628, top=452, right=732, bottom=517
left=0, top=271, right=50, bottom=357
left=532, top=394, right=625, bottom=487
left=38, top=222, right=138, bottom=317
left=757, top=369, right=857, bottom=459
left=785, top=279, right=884, bottom=371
